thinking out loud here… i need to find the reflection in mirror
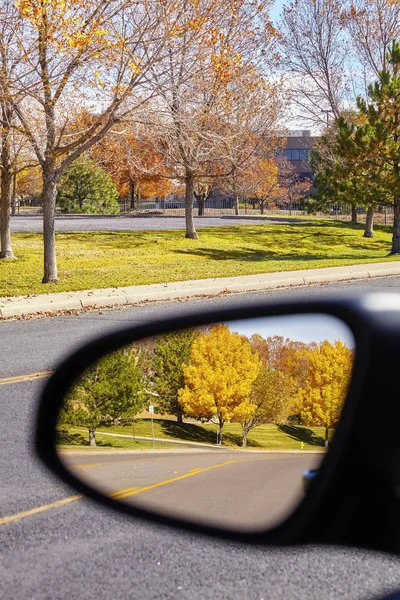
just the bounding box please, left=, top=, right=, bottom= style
left=57, top=314, right=355, bottom=532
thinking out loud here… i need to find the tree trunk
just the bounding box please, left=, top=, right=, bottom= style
left=11, top=170, right=17, bottom=215
left=198, top=196, right=204, bottom=216
left=260, top=202, right=264, bottom=215
left=217, top=419, right=224, bottom=445
left=0, top=108, right=15, bottom=260
left=325, top=425, right=329, bottom=448
left=89, top=427, right=96, bottom=446
left=42, top=168, right=59, bottom=283
left=363, top=207, right=374, bottom=238
left=351, top=204, right=357, bottom=224
left=391, top=196, right=400, bottom=255
left=242, top=427, right=248, bottom=447
left=129, top=178, right=135, bottom=210
left=234, top=194, right=239, bottom=216
left=176, top=406, right=183, bottom=424
left=184, top=170, right=198, bottom=239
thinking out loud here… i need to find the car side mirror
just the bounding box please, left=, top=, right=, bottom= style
left=36, top=296, right=380, bottom=547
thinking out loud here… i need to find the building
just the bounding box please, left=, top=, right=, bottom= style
left=281, top=130, right=320, bottom=193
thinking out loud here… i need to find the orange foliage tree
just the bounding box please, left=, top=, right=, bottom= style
left=11, top=0, right=184, bottom=283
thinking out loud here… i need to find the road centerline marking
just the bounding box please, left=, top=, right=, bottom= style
left=0, top=370, right=53, bottom=386
left=0, top=454, right=304, bottom=526
left=0, top=495, right=82, bottom=526
left=109, top=458, right=258, bottom=500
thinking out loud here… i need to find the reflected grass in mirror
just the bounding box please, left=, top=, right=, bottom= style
left=57, top=314, right=355, bottom=532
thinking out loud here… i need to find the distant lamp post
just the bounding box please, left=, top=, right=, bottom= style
left=321, top=109, right=334, bottom=128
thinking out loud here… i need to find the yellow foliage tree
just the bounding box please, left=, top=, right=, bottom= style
left=178, top=325, right=261, bottom=444
left=295, top=340, right=354, bottom=446
left=234, top=367, right=298, bottom=447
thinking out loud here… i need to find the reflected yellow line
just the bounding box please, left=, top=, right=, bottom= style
left=70, top=463, right=103, bottom=469
left=0, top=370, right=53, bottom=386
left=110, top=459, right=246, bottom=500
left=109, top=487, right=138, bottom=499
left=0, top=456, right=274, bottom=526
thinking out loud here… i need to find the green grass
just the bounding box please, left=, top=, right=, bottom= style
left=75, top=418, right=332, bottom=450
left=2, top=219, right=398, bottom=297
left=57, top=427, right=182, bottom=450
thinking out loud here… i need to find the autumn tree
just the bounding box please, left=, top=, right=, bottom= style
left=249, top=334, right=311, bottom=385
left=178, top=325, right=261, bottom=444
left=10, top=0, right=180, bottom=283
left=245, top=158, right=279, bottom=214
left=278, top=0, right=352, bottom=129
left=215, top=77, right=284, bottom=216
left=276, top=157, right=313, bottom=214
left=0, top=1, right=30, bottom=259
left=59, top=348, right=148, bottom=446
left=88, top=122, right=179, bottom=208
left=144, top=0, right=282, bottom=236
left=152, top=329, right=199, bottom=423
left=193, top=178, right=217, bottom=217
left=57, top=158, right=120, bottom=214
left=343, top=0, right=400, bottom=80
left=237, top=367, right=297, bottom=447
left=295, top=340, right=353, bottom=446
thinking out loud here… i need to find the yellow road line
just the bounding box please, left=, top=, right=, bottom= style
left=69, top=463, right=104, bottom=469
left=0, top=495, right=82, bottom=526
left=110, top=459, right=245, bottom=500
left=0, top=370, right=53, bottom=386
left=109, top=487, right=138, bottom=499
left=0, top=457, right=266, bottom=526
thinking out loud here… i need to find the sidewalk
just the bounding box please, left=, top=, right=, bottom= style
left=1, top=261, right=399, bottom=319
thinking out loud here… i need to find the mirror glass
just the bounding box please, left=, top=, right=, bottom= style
left=56, top=314, right=355, bottom=532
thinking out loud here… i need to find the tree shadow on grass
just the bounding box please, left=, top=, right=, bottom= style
left=173, top=245, right=387, bottom=263
left=57, top=428, right=87, bottom=445
left=159, top=420, right=217, bottom=444
left=158, top=420, right=261, bottom=447
left=56, top=231, right=162, bottom=250
left=278, top=424, right=324, bottom=446
left=222, top=431, right=262, bottom=447
left=57, top=427, right=130, bottom=448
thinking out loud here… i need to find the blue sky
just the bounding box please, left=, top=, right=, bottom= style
left=227, top=314, right=355, bottom=348
left=270, top=0, right=285, bottom=24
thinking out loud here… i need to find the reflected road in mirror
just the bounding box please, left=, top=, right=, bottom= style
left=60, top=450, right=322, bottom=531
left=57, top=312, right=354, bottom=533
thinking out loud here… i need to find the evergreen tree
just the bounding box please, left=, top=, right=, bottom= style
left=57, top=159, right=120, bottom=214
left=59, top=347, right=148, bottom=446
left=152, top=330, right=200, bottom=423
left=337, top=41, right=400, bottom=253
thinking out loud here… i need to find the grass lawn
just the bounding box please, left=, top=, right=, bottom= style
left=57, top=427, right=182, bottom=450
left=2, top=219, right=398, bottom=297
left=73, top=418, right=333, bottom=450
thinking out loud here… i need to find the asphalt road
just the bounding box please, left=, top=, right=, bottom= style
left=2, top=278, right=400, bottom=599
left=61, top=451, right=321, bottom=532
left=10, top=215, right=282, bottom=232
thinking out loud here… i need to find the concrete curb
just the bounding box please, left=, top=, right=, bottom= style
left=1, top=261, right=400, bottom=319
left=59, top=447, right=324, bottom=456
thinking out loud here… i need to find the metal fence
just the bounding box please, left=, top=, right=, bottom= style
left=13, top=196, right=395, bottom=225
left=119, top=198, right=395, bottom=224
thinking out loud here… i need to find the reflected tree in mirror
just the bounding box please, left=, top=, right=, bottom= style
left=56, top=315, right=356, bottom=532
left=295, top=340, right=353, bottom=446
left=178, top=325, right=261, bottom=445
left=239, top=367, right=298, bottom=447
left=59, top=347, right=151, bottom=446
left=152, top=329, right=200, bottom=424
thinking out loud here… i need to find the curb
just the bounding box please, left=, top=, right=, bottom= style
left=58, top=448, right=324, bottom=456
left=1, top=262, right=400, bottom=319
